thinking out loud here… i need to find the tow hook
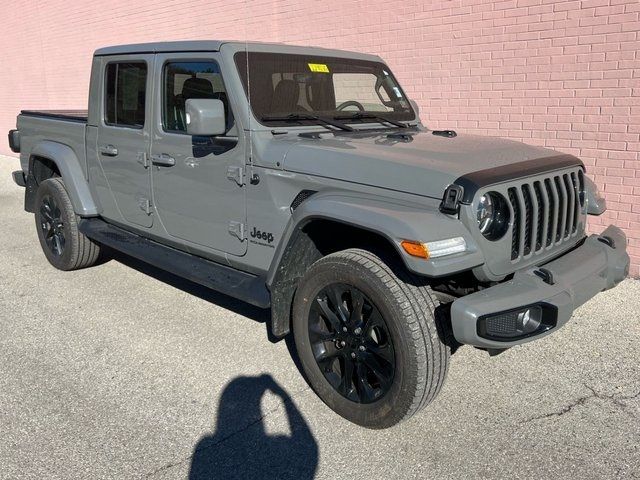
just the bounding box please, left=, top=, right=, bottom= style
left=598, top=235, right=615, bottom=249
left=534, top=268, right=555, bottom=285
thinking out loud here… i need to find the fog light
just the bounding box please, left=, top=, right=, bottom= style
left=477, top=304, right=556, bottom=341
left=517, top=308, right=542, bottom=334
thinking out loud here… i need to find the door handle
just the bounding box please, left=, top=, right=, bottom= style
left=150, top=153, right=176, bottom=167
left=99, top=145, right=119, bottom=156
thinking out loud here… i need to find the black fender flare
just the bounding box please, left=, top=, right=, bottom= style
left=266, top=191, right=484, bottom=337
left=29, top=141, right=99, bottom=216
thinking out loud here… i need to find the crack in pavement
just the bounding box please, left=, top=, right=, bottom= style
left=142, top=386, right=311, bottom=478
left=522, top=384, right=640, bottom=424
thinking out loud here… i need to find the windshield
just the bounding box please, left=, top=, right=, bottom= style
left=234, top=52, right=415, bottom=127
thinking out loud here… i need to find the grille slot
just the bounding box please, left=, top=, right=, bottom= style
left=544, top=179, right=555, bottom=247
left=563, top=174, right=574, bottom=237
left=522, top=184, right=533, bottom=256
left=508, top=188, right=520, bottom=260
left=555, top=176, right=566, bottom=242
left=507, top=169, right=583, bottom=262
left=570, top=172, right=580, bottom=233
left=578, top=170, right=585, bottom=207
left=533, top=181, right=544, bottom=251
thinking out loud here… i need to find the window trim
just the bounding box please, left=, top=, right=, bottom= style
left=160, top=58, right=233, bottom=136
left=103, top=60, right=148, bottom=130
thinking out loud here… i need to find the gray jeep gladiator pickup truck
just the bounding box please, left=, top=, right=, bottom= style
left=8, top=41, right=630, bottom=428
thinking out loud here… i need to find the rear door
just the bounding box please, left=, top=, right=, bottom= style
left=96, top=55, right=154, bottom=228
left=149, top=53, right=247, bottom=255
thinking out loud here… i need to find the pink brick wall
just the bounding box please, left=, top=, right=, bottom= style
left=1, top=0, right=639, bottom=275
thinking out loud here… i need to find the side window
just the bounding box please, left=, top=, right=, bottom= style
left=163, top=61, right=233, bottom=134
left=105, top=62, right=147, bottom=128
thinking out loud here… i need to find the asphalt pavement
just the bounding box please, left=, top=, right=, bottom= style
left=0, top=155, right=638, bottom=479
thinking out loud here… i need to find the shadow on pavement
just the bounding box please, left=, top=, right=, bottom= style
left=189, top=374, right=318, bottom=480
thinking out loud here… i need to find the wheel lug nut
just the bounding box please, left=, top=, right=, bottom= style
left=342, top=327, right=348, bottom=332
left=350, top=352, right=356, bottom=359
left=340, top=340, right=346, bottom=347
left=354, top=327, right=362, bottom=335
left=358, top=345, right=365, bottom=352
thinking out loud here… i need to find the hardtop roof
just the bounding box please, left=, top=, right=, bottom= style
left=93, top=41, right=381, bottom=62
left=94, top=41, right=224, bottom=56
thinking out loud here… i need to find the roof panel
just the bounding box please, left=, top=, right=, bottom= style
left=93, top=41, right=382, bottom=63
left=94, top=41, right=224, bottom=56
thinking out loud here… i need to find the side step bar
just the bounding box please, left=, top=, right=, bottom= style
left=79, top=218, right=270, bottom=308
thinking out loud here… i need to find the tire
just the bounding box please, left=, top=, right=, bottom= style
left=292, top=248, right=450, bottom=429
left=34, top=177, right=101, bottom=271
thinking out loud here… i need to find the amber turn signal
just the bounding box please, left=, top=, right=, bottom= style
left=401, top=240, right=429, bottom=259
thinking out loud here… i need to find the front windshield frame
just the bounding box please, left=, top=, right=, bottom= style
left=234, top=51, right=416, bottom=128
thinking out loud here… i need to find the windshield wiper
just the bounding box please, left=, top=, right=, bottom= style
left=261, top=113, right=354, bottom=132
left=333, top=112, right=408, bottom=129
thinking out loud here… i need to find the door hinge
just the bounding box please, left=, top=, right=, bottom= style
left=137, top=152, right=150, bottom=169
left=226, top=166, right=244, bottom=186
left=138, top=197, right=152, bottom=215
left=228, top=221, right=246, bottom=241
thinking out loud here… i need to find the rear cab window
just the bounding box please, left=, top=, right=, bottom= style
left=104, top=62, right=147, bottom=128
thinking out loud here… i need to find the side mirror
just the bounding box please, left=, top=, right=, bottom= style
left=186, top=98, right=226, bottom=136
left=409, top=99, right=421, bottom=122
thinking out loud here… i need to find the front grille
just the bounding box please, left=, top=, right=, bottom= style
left=508, top=169, right=584, bottom=261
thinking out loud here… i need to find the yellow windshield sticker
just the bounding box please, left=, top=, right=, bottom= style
left=308, top=63, right=330, bottom=73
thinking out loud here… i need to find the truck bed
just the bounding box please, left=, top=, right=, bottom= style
left=20, top=110, right=88, bottom=123
left=16, top=110, right=88, bottom=177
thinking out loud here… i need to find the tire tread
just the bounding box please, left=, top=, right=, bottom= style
left=293, top=248, right=450, bottom=428
left=337, top=249, right=450, bottom=421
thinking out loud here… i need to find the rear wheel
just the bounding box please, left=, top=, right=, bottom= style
left=34, top=178, right=101, bottom=271
left=292, top=248, right=450, bottom=429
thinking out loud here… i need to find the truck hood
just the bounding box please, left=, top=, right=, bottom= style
left=281, top=130, right=564, bottom=199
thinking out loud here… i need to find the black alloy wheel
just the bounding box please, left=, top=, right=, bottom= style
left=292, top=249, right=450, bottom=428
left=309, top=283, right=395, bottom=404
left=34, top=177, right=102, bottom=271
left=39, top=194, right=66, bottom=257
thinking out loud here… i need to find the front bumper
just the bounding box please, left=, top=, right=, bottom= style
left=451, top=225, right=630, bottom=348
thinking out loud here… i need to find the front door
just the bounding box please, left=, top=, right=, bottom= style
left=96, top=56, right=154, bottom=228
left=150, top=54, right=247, bottom=256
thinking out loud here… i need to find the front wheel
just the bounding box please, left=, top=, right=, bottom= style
left=292, top=249, right=450, bottom=429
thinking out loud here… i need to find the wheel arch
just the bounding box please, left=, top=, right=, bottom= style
left=268, top=215, right=404, bottom=338
left=266, top=191, right=482, bottom=338
left=27, top=141, right=99, bottom=216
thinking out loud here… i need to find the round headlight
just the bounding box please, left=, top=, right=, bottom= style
left=477, top=192, right=509, bottom=240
